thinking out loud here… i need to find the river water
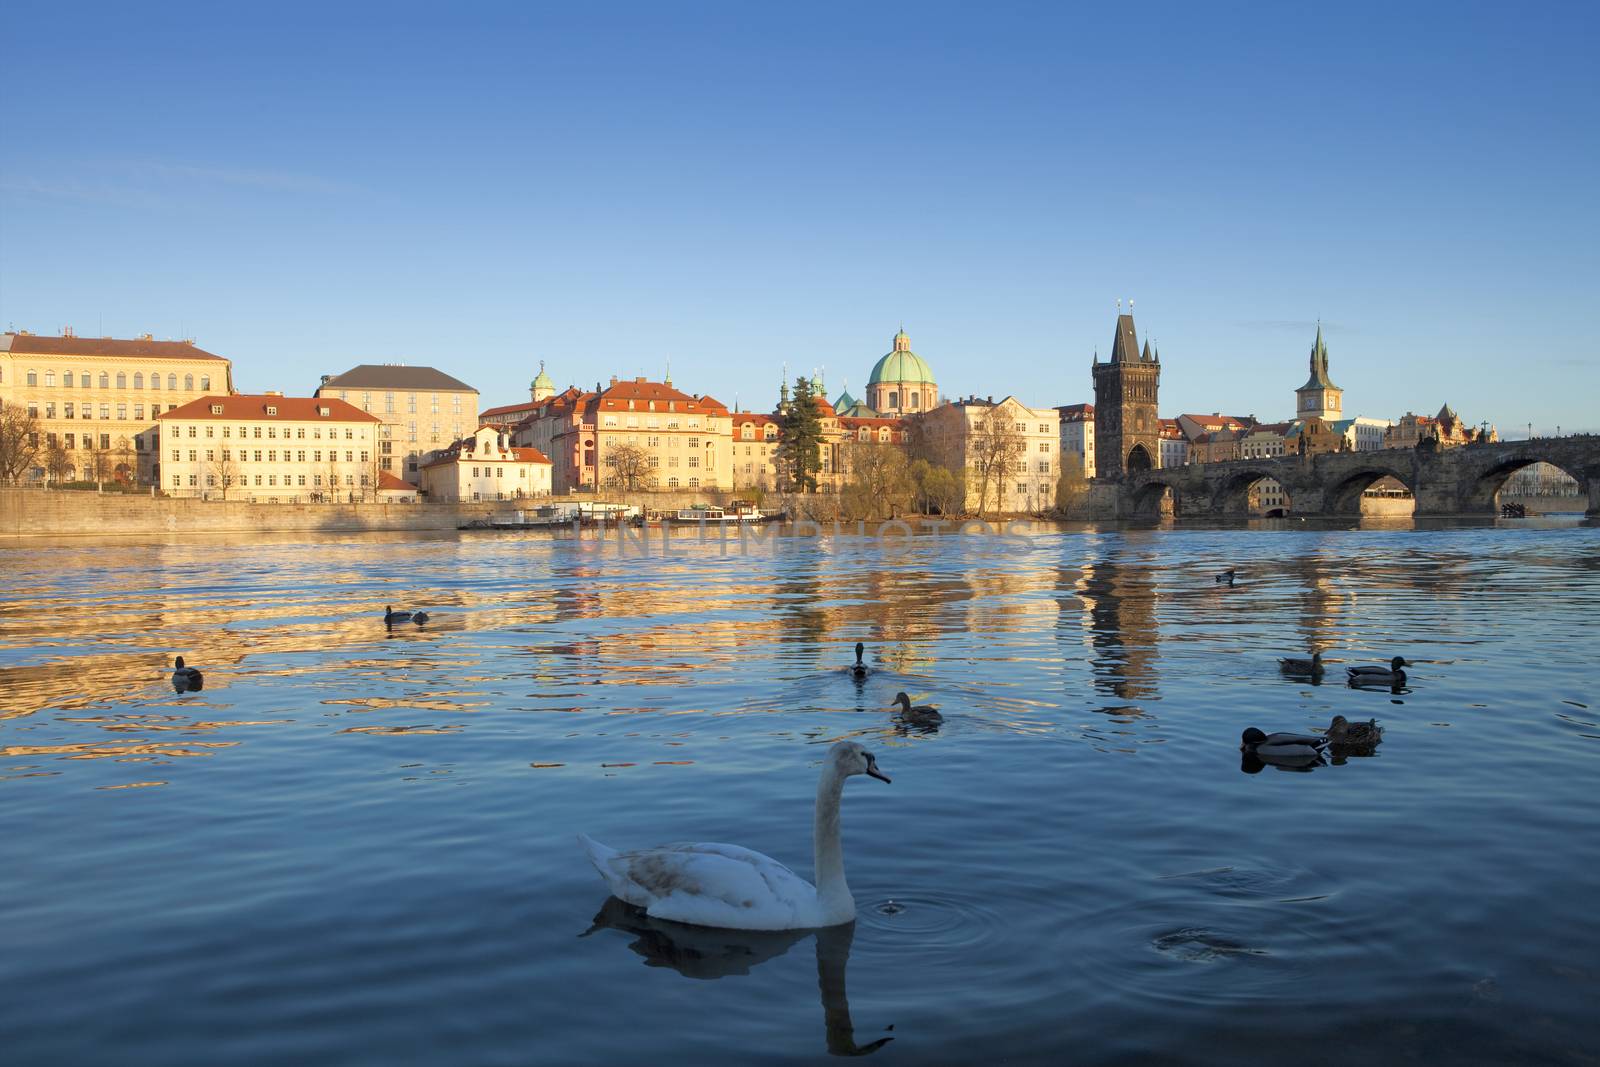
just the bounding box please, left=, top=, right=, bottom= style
left=2, top=520, right=1597, bottom=1065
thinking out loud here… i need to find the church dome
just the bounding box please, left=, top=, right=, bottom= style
left=867, top=329, right=934, bottom=386
left=531, top=361, right=554, bottom=392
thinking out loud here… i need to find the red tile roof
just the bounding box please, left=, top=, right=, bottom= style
left=587, top=378, right=730, bottom=417
left=481, top=402, right=537, bottom=419
left=156, top=394, right=380, bottom=422
left=3, top=332, right=228, bottom=361
left=1057, top=403, right=1094, bottom=418
left=378, top=472, right=414, bottom=491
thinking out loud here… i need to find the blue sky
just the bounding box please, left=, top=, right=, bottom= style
left=2, top=1, right=1595, bottom=434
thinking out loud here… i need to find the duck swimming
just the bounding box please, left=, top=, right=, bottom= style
left=580, top=740, right=891, bottom=931
left=384, top=605, right=429, bottom=624
left=1277, top=652, right=1325, bottom=677
left=1348, top=656, right=1410, bottom=677
left=889, top=692, right=941, bottom=721
left=1240, top=726, right=1329, bottom=760
left=1326, top=715, right=1383, bottom=748
left=851, top=642, right=869, bottom=679
left=1216, top=569, right=1237, bottom=585
left=171, top=656, right=204, bottom=692
left=1347, top=665, right=1406, bottom=688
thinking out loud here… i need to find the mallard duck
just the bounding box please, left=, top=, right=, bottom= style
left=889, top=692, right=941, bottom=721
left=1240, top=726, right=1329, bottom=759
left=851, top=642, right=869, bottom=678
left=1347, top=666, right=1406, bottom=688
left=1348, top=656, right=1410, bottom=677
left=1278, top=652, right=1325, bottom=677
left=384, top=605, right=429, bottom=624
left=579, top=741, right=891, bottom=930
left=171, top=655, right=204, bottom=692
left=1326, top=715, right=1382, bottom=746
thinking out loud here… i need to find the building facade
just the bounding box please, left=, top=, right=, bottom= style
left=1159, top=418, right=1186, bottom=468
left=1384, top=404, right=1497, bottom=449
left=314, top=365, right=479, bottom=484
left=156, top=394, right=380, bottom=501
left=866, top=329, right=938, bottom=417
left=1, top=330, right=233, bottom=485
left=419, top=425, right=552, bottom=501
left=919, top=396, right=1057, bottom=514
left=1056, top=403, right=1095, bottom=477
left=517, top=376, right=731, bottom=492
left=1091, top=314, right=1161, bottom=477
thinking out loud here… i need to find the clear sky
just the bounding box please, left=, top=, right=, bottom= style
left=2, top=1, right=1596, bottom=435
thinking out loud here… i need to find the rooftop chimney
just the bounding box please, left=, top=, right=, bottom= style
left=62, top=325, right=75, bottom=337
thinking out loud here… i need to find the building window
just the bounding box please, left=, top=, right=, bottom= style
left=168, top=374, right=177, bottom=390
left=668, top=477, right=679, bottom=488
left=99, top=405, right=110, bottom=419
left=116, top=372, right=127, bottom=389
left=117, top=404, right=127, bottom=420
left=200, top=376, right=210, bottom=391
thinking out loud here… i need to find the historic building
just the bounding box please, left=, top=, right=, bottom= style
left=314, top=364, right=479, bottom=484
left=866, top=329, right=938, bottom=416
left=1384, top=404, right=1497, bottom=449
left=156, top=394, right=379, bottom=501
left=0, top=329, right=233, bottom=485
left=1295, top=324, right=1343, bottom=421
left=1091, top=314, right=1161, bottom=477
left=1159, top=418, right=1187, bottom=468
left=419, top=425, right=552, bottom=501
left=516, top=376, right=731, bottom=492
left=1055, top=403, right=1095, bottom=477
left=731, top=412, right=782, bottom=490
left=919, top=395, right=1058, bottom=514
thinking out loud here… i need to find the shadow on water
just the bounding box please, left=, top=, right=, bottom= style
left=581, top=897, right=893, bottom=1057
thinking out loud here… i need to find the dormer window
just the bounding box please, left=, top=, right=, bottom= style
left=266, top=405, right=278, bottom=416
left=210, top=404, right=224, bottom=415
left=318, top=406, right=331, bottom=417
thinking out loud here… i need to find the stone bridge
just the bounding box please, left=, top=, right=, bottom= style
left=1120, top=435, right=1600, bottom=518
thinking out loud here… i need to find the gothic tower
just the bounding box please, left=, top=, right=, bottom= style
left=1091, top=313, right=1161, bottom=478
left=1294, top=323, right=1342, bottom=421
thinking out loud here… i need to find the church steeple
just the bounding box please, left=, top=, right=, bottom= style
left=1295, top=321, right=1343, bottom=420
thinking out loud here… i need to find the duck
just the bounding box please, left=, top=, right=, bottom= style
left=1277, top=652, right=1325, bottom=677
left=579, top=740, right=891, bottom=931
left=1348, top=656, right=1410, bottom=678
left=1240, top=726, right=1329, bottom=760
left=1216, top=569, right=1237, bottom=585
left=171, top=655, right=204, bottom=691
left=889, top=692, right=942, bottom=722
left=1347, top=665, right=1406, bottom=688
left=1326, top=715, right=1383, bottom=748
left=851, top=642, right=869, bottom=679
left=384, top=605, right=429, bottom=624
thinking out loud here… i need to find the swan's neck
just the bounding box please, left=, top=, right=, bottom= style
left=813, top=767, right=853, bottom=918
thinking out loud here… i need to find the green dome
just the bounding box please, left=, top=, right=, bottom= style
left=531, top=360, right=553, bottom=391
left=867, top=329, right=934, bottom=386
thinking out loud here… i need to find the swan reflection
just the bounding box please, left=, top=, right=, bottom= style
left=582, top=897, right=892, bottom=1056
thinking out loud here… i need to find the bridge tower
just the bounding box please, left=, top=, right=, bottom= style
left=1295, top=323, right=1342, bottom=421
left=1092, top=313, right=1161, bottom=478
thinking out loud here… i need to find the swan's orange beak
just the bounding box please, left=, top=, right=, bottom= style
left=866, top=756, right=891, bottom=784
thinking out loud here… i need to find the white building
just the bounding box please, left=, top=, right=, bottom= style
left=419, top=425, right=552, bottom=501
left=1055, top=403, right=1094, bottom=477
left=157, top=394, right=380, bottom=501
left=924, top=396, right=1058, bottom=514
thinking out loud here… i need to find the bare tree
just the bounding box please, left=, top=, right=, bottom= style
left=842, top=439, right=912, bottom=520
left=970, top=405, right=1026, bottom=518
left=1054, top=462, right=1088, bottom=515
left=605, top=442, right=654, bottom=492
left=83, top=434, right=111, bottom=491
left=45, top=442, right=71, bottom=485
left=0, top=403, right=41, bottom=485
left=210, top=449, right=240, bottom=500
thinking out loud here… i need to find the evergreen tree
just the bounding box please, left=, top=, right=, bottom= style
left=777, top=376, right=823, bottom=492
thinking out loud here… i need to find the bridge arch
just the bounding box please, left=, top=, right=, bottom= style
left=1324, top=466, right=1416, bottom=515
left=1210, top=467, right=1291, bottom=515
left=1465, top=454, right=1591, bottom=515
left=1127, top=478, right=1178, bottom=517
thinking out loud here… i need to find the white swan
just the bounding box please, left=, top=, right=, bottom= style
left=579, top=740, right=891, bottom=931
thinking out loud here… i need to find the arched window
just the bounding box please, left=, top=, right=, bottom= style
left=184, top=374, right=194, bottom=391
left=167, top=374, right=177, bottom=391
left=26, top=369, right=38, bottom=386
left=99, top=372, right=109, bottom=389
left=879, top=428, right=890, bottom=442
left=911, top=394, right=920, bottom=409
left=668, top=476, right=680, bottom=488
left=116, top=372, right=127, bottom=389
left=858, top=428, right=869, bottom=441
left=134, top=373, right=144, bottom=389
left=150, top=369, right=161, bottom=389
left=888, top=390, right=898, bottom=409
left=742, top=424, right=753, bottom=440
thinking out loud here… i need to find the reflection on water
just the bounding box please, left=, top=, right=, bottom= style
left=2, top=522, right=1599, bottom=1065
left=583, top=898, right=892, bottom=1057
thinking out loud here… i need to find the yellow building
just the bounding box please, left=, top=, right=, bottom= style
left=314, top=364, right=479, bottom=484
left=156, top=394, right=380, bottom=501
left=0, top=329, right=233, bottom=484
left=918, top=396, right=1058, bottom=514
left=731, top=412, right=782, bottom=490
